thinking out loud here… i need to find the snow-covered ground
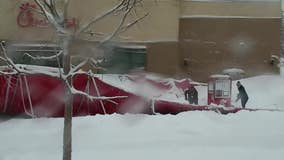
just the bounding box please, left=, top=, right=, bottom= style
left=0, top=74, right=284, bottom=160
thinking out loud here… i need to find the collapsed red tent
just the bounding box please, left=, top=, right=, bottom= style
left=2, top=66, right=280, bottom=117
left=0, top=72, right=156, bottom=117
left=0, top=67, right=205, bottom=117
left=0, top=62, right=203, bottom=117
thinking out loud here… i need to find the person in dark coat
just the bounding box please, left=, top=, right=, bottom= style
left=235, top=81, right=249, bottom=108
left=185, top=85, right=198, bottom=105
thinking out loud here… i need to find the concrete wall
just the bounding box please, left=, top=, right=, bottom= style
left=177, top=1, right=281, bottom=82
left=146, top=41, right=180, bottom=76
left=181, top=1, right=280, bottom=17
left=179, top=17, right=280, bottom=82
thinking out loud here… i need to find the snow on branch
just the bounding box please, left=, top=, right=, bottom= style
left=89, top=58, right=106, bottom=71
left=23, top=50, right=63, bottom=60
left=44, top=0, right=61, bottom=23
left=63, top=0, right=70, bottom=19
left=0, top=41, right=21, bottom=73
left=65, top=78, right=127, bottom=103
left=34, top=0, right=66, bottom=34
left=0, top=56, right=6, bottom=62
left=70, top=58, right=89, bottom=74
left=0, top=41, right=61, bottom=78
left=88, top=62, right=106, bottom=73
left=1, top=0, right=146, bottom=109
left=0, top=70, right=18, bottom=75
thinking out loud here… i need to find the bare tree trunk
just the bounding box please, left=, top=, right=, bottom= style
left=281, top=0, right=284, bottom=76
left=280, top=0, right=284, bottom=57
left=63, top=83, right=72, bottom=160
left=62, top=38, right=72, bottom=160
left=24, top=2, right=148, bottom=160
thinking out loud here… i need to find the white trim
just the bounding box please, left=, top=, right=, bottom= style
left=8, top=43, right=59, bottom=48
left=210, top=74, right=230, bottom=78
left=180, top=15, right=281, bottom=19
left=184, top=0, right=279, bottom=2
left=117, top=44, right=147, bottom=49
left=116, top=40, right=179, bottom=43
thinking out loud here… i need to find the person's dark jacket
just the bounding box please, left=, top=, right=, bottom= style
left=185, top=87, right=198, bottom=105
left=236, top=85, right=249, bottom=108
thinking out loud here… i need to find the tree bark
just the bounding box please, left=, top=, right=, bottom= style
left=62, top=38, right=72, bottom=160
left=63, top=81, right=72, bottom=160
left=281, top=1, right=284, bottom=57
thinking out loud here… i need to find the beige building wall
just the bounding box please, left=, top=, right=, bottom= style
left=0, top=0, right=281, bottom=81
left=0, top=0, right=55, bottom=41
left=0, top=0, right=181, bottom=77
left=70, top=0, right=180, bottom=42
left=181, top=1, right=280, bottom=17
left=0, top=0, right=180, bottom=42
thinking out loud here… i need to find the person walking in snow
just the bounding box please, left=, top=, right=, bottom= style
left=235, top=81, right=249, bottom=108
left=184, top=85, right=198, bottom=105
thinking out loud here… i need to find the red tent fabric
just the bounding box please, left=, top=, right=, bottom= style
left=1, top=70, right=263, bottom=117
left=0, top=73, right=154, bottom=117
left=1, top=71, right=209, bottom=117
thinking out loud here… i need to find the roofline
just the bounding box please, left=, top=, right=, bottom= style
left=180, top=15, right=281, bottom=19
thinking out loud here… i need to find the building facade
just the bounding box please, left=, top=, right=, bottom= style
left=0, top=0, right=281, bottom=82
left=180, top=0, right=281, bottom=81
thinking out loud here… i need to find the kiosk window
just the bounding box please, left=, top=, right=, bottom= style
left=215, top=79, right=230, bottom=98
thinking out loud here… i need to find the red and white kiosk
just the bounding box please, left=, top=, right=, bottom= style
left=208, top=75, right=232, bottom=107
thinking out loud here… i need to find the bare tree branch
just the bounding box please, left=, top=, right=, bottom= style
left=89, top=61, right=106, bottom=72
left=47, top=0, right=62, bottom=24
left=70, top=58, right=89, bottom=74
left=119, top=12, right=148, bottom=34
left=63, top=0, right=70, bottom=19
left=99, top=3, right=134, bottom=46
left=34, top=0, right=66, bottom=34
left=23, top=50, right=63, bottom=60
left=0, top=70, right=18, bottom=75
left=4, top=1, right=148, bottom=160
left=76, top=0, right=128, bottom=35
left=0, top=41, right=20, bottom=73
left=65, top=78, right=127, bottom=101
left=1, top=41, right=63, bottom=77
left=0, top=56, right=6, bottom=62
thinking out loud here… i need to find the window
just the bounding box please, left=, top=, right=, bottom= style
left=6, top=43, right=62, bottom=67
left=215, top=79, right=230, bottom=98
left=100, top=45, right=146, bottom=74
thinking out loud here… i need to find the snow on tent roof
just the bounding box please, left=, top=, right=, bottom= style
left=223, top=68, right=245, bottom=74
left=210, top=74, right=230, bottom=78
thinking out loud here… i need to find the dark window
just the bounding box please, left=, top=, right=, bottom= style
left=6, top=43, right=62, bottom=67
left=100, top=45, right=146, bottom=74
